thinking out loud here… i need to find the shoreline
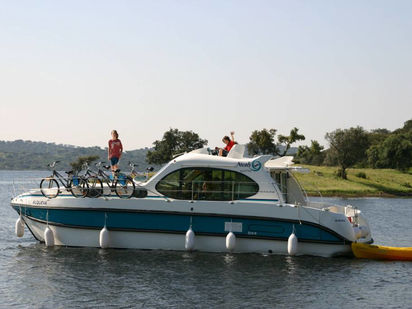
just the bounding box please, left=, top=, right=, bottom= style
left=2, top=168, right=412, bottom=199
left=293, top=165, right=412, bottom=199
left=305, top=192, right=412, bottom=198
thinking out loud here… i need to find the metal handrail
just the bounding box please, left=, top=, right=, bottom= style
left=157, top=180, right=277, bottom=202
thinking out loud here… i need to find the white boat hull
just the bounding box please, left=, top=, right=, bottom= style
left=24, top=217, right=352, bottom=257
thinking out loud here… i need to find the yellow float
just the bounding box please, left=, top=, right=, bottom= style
left=352, top=243, right=412, bottom=261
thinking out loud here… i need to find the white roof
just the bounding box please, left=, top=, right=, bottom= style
left=265, top=156, right=309, bottom=173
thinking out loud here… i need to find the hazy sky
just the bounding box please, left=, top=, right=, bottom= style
left=1, top=1, right=411, bottom=150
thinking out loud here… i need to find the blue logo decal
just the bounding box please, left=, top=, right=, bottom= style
left=238, top=160, right=262, bottom=171
left=251, top=160, right=262, bottom=171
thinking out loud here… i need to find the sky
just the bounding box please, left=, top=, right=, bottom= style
left=1, top=0, right=411, bottom=150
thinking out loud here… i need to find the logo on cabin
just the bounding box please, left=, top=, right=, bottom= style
left=237, top=160, right=262, bottom=172
left=251, top=159, right=262, bottom=171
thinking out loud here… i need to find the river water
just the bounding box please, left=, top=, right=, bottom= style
left=0, top=171, right=411, bottom=308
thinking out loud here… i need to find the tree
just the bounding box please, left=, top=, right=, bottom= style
left=367, top=128, right=391, bottom=146
left=146, top=128, right=208, bottom=164
left=367, top=132, right=412, bottom=171
left=366, top=145, right=381, bottom=168
left=400, top=119, right=412, bottom=133
left=295, top=140, right=325, bottom=165
left=247, top=127, right=305, bottom=156
left=325, top=126, right=369, bottom=179
left=277, top=127, right=306, bottom=156
left=70, top=155, right=100, bottom=172
left=247, top=129, right=277, bottom=155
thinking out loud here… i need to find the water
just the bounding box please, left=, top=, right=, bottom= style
left=1, top=171, right=411, bottom=308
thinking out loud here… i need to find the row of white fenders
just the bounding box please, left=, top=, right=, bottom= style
left=14, top=215, right=300, bottom=256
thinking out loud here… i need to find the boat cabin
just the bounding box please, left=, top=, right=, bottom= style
left=143, top=145, right=309, bottom=205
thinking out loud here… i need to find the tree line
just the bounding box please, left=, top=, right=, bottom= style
left=146, top=119, right=412, bottom=180
left=0, top=140, right=151, bottom=171
left=145, top=127, right=305, bottom=164
left=1, top=119, right=411, bottom=177
left=295, top=119, right=412, bottom=178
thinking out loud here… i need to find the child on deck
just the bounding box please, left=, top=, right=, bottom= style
left=218, top=131, right=236, bottom=156
left=108, top=130, right=123, bottom=174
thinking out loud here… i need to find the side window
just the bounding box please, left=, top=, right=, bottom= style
left=155, top=169, right=182, bottom=199
left=156, top=168, right=259, bottom=201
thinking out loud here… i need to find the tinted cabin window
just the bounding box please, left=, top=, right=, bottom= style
left=156, top=168, right=259, bottom=200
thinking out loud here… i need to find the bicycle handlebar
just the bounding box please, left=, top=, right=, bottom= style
left=48, top=161, right=61, bottom=168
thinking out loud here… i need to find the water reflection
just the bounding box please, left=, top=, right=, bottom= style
left=3, top=239, right=412, bottom=308
left=284, top=255, right=298, bottom=275
left=223, top=253, right=236, bottom=265
left=1, top=176, right=412, bottom=308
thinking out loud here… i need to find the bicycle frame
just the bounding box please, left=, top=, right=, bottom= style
left=51, top=170, right=73, bottom=189
left=40, top=161, right=88, bottom=198
left=46, top=162, right=78, bottom=189
left=94, top=163, right=118, bottom=189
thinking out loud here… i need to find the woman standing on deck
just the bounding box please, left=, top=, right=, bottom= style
left=108, top=130, right=123, bottom=174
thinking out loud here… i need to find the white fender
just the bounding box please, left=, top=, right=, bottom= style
left=226, top=232, right=236, bottom=251
left=15, top=217, right=25, bottom=238
left=287, top=233, right=298, bottom=256
left=99, top=226, right=110, bottom=249
left=185, top=228, right=195, bottom=251
left=44, top=227, right=55, bottom=247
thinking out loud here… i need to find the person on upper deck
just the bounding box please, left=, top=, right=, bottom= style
left=218, top=131, right=236, bottom=156
left=108, top=130, right=123, bottom=174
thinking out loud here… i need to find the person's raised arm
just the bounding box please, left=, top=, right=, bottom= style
left=230, top=131, right=235, bottom=142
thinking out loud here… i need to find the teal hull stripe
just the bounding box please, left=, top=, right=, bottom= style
left=240, top=198, right=278, bottom=202
left=13, top=206, right=345, bottom=244
left=18, top=194, right=278, bottom=202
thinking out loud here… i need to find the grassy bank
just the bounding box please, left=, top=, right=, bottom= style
left=292, top=165, right=412, bottom=197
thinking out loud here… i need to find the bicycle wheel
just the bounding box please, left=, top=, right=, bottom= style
left=86, top=177, right=103, bottom=198
left=69, top=177, right=89, bottom=198
left=40, top=178, right=60, bottom=198
left=115, top=176, right=135, bottom=198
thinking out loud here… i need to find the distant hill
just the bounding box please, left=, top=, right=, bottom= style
left=0, top=140, right=154, bottom=171
left=0, top=140, right=298, bottom=171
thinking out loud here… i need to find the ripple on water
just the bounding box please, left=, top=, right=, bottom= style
left=0, top=174, right=411, bottom=308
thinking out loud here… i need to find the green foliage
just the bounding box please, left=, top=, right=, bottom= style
left=247, top=127, right=305, bottom=156
left=295, top=140, right=325, bottom=165
left=367, top=132, right=412, bottom=171
left=277, top=127, right=305, bottom=156
left=2, top=119, right=412, bottom=172
left=247, top=129, right=277, bottom=155
left=70, top=155, right=100, bottom=172
left=368, top=128, right=391, bottom=146
left=325, top=126, right=369, bottom=179
left=355, top=172, right=367, bottom=179
left=146, top=128, right=208, bottom=164
left=366, top=145, right=381, bottom=168
left=396, top=119, right=412, bottom=133
left=0, top=140, right=152, bottom=171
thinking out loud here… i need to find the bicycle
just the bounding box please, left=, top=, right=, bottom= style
left=129, top=162, right=154, bottom=182
left=127, top=162, right=152, bottom=198
left=81, top=162, right=104, bottom=198
left=85, top=162, right=135, bottom=198
left=40, top=161, right=89, bottom=198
